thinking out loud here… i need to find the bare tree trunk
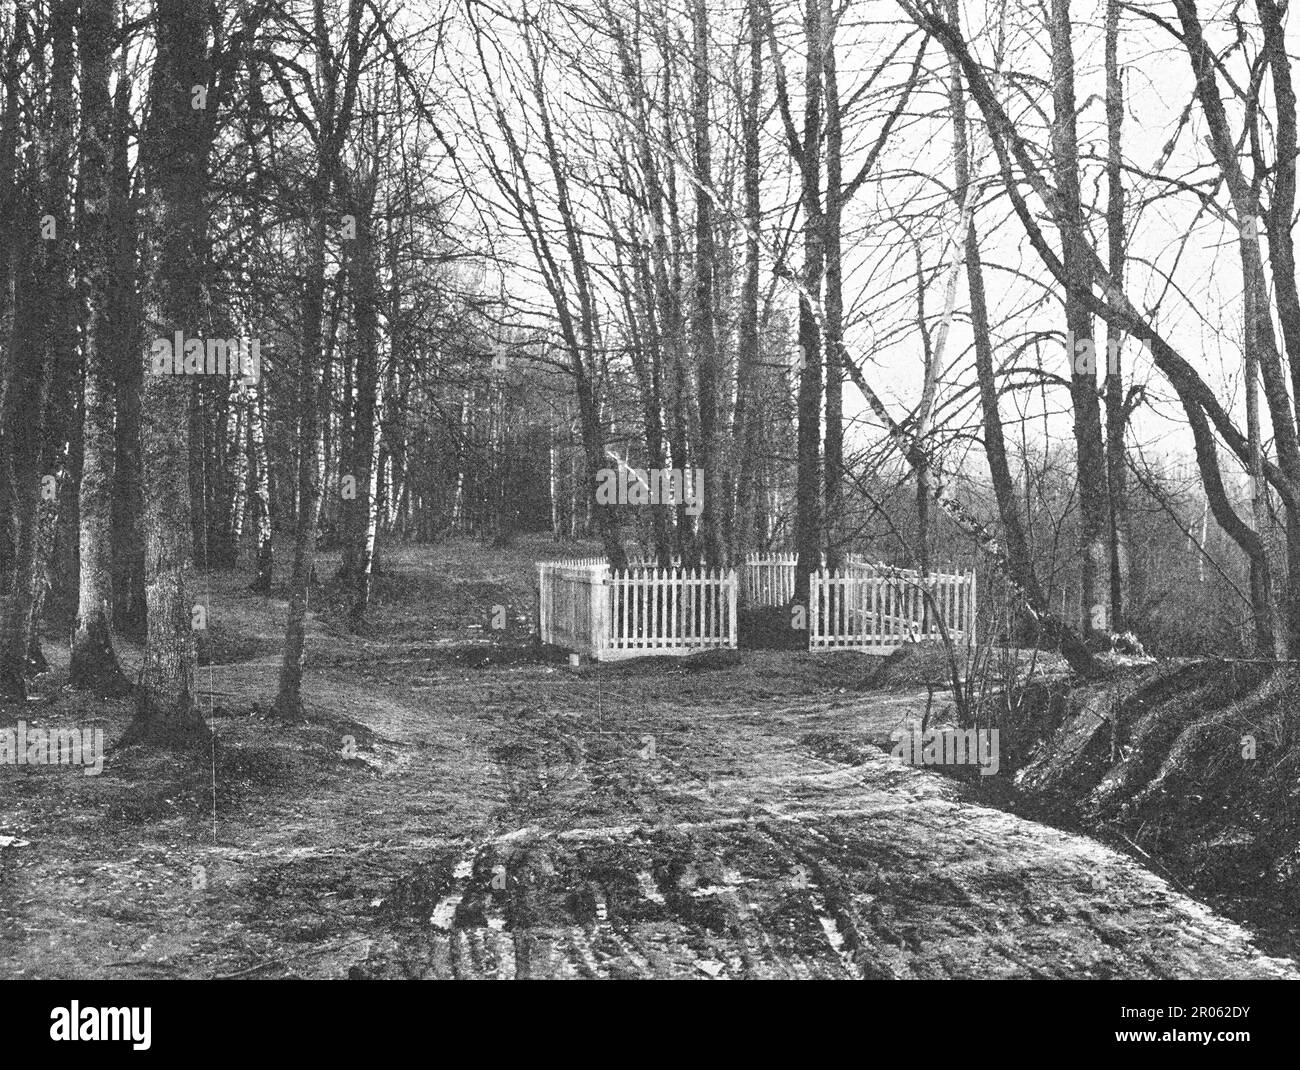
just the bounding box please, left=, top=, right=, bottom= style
left=1050, top=0, right=1110, bottom=643
left=792, top=0, right=827, bottom=606
left=1, top=0, right=76, bottom=701
left=276, top=0, right=368, bottom=715
left=1172, top=0, right=1297, bottom=656
left=110, top=34, right=145, bottom=635
left=226, top=393, right=247, bottom=551
left=690, top=0, right=724, bottom=570
left=549, top=426, right=560, bottom=536
left=1256, top=0, right=1300, bottom=649
left=0, top=1, right=17, bottom=429
left=373, top=208, right=406, bottom=575
left=275, top=182, right=327, bottom=720
left=659, top=57, right=694, bottom=565
left=610, top=212, right=671, bottom=564
left=70, top=0, right=129, bottom=694
left=910, top=245, right=940, bottom=577
left=27, top=458, right=69, bottom=678
left=0, top=309, right=53, bottom=702
left=943, top=0, right=1047, bottom=621
left=345, top=171, right=379, bottom=629
left=0, top=250, right=44, bottom=700
left=1244, top=277, right=1282, bottom=653
left=247, top=379, right=273, bottom=592
left=1103, top=0, right=1134, bottom=633
left=127, top=0, right=211, bottom=742
left=823, top=22, right=845, bottom=573
left=482, top=19, right=627, bottom=568
left=732, top=0, right=764, bottom=576
left=0, top=8, right=19, bottom=647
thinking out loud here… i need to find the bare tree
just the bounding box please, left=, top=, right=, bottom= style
left=70, top=0, right=130, bottom=695
left=127, top=0, right=213, bottom=740
left=273, top=0, right=370, bottom=719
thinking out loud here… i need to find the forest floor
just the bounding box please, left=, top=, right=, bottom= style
left=0, top=537, right=1295, bottom=979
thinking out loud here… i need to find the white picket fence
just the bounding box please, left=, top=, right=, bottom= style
left=538, top=559, right=737, bottom=661
left=808, top=567, right=976, bottom=651
left=742, top=552, right=891, bottom=605
left=538, top=553, right=975, bottom=658
left=745, top=553, right=799, bottom=606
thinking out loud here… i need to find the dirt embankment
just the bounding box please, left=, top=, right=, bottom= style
left=985, top=659, right=1300, bottom=962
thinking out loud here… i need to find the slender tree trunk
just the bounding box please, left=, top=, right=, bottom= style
left=275, top=176, right=328, bottom=720
left=1244, top=277, right=1282, bottom=653
left=733, top=0, right=764, bottom=576
left=337, top=253, right=357, bottom=569
left=793, top=0, right=827, bottom=606
left=0, top=290, right=53, bottom=701
left=911, top=247, right=938, bottom=576
left=519, top=23, right=627, bottom=568
left=0, top=2, right=17, bottom=431
left=226, top=394, right=247, bottom=553
left=70, top=0, right=129, bottom=694
left=1050, top=0, right=1110, bottom=643
left=1103, top=0, right=1133, bottom=633
left=823, top=24, right=845, bottom=573
left=1172, top=0, right=1297, bottom=656
left=619, top=238, right=671, bottom=564
left=690, top=0, right=724, bottom=570
left=346, top=173, right=379, bottom=628
left=27, top=457, right=70, bottom=678
left=373, top=211, right=404, bottom=576
left=247, top=379, right=273, bottom=591
left=0, top=5, right=19, bottom=662
left=944, top=0, right=1046, bottom=619
left=110, top=36, right=145, bottom=635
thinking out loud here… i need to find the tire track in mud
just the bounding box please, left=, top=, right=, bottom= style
left=347, top=683, right=1297, bottom=979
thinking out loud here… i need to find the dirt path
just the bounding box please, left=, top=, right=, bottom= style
left=343, top=670, right=1295, bottom=979
left=3, top=544, right=1294, bottom=979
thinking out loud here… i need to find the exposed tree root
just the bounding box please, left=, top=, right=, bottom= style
left=1085, top=663, right=1241, bottom=817
left=1126, top=671, right=1290, bottom=815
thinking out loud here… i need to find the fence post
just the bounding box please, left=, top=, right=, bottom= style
left=727, top=569, right=738, bottom=649
left=589, top=568, right=605, bottom=659
left=536, top=564, right=546, bottom=646
left=967, top=568, right=977, bottom=647
left=807, top=569, right=818, bottom=650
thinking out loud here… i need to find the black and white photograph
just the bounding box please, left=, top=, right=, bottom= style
left=0, top=0, right=1297, bottom=1048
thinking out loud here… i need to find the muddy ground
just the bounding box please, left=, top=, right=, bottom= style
left=0, top=538, right=1295, bottom=979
